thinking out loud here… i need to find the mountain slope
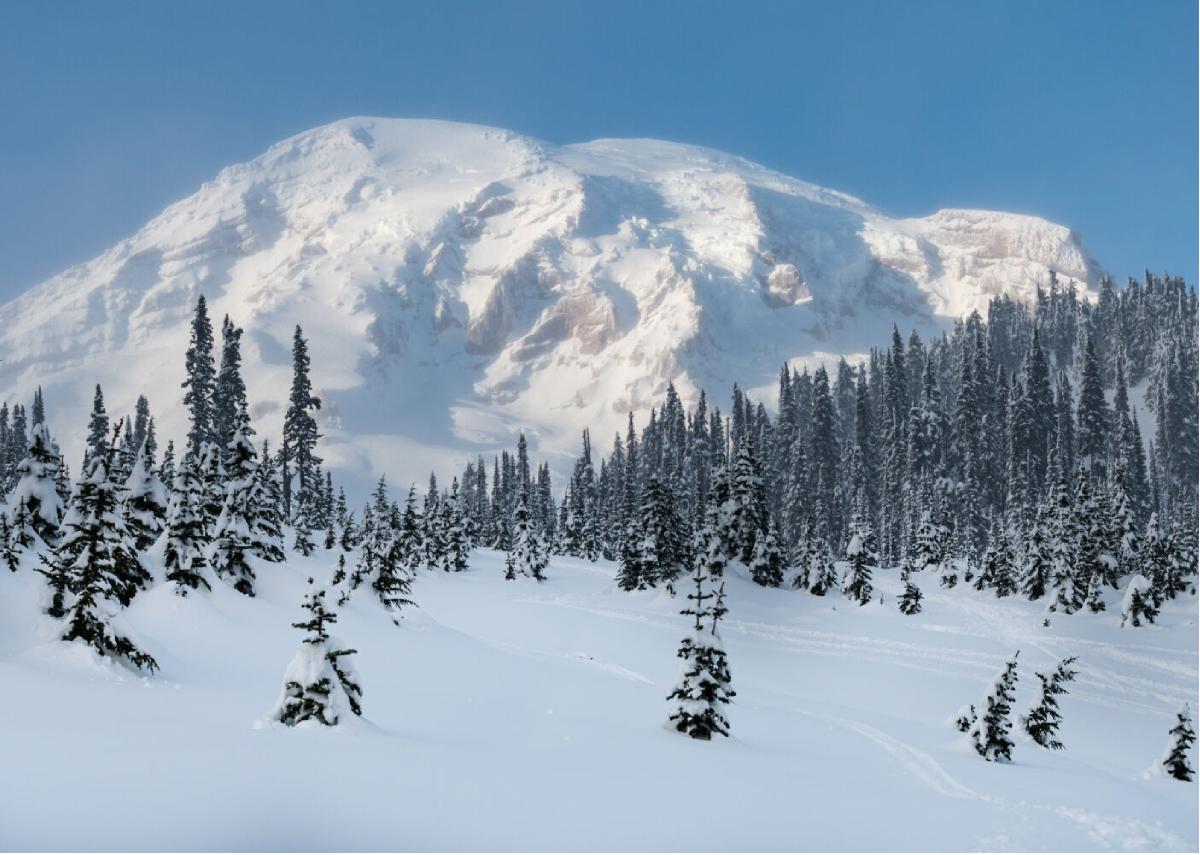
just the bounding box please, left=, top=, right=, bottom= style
left=0, top=118, right=1103, bottom=485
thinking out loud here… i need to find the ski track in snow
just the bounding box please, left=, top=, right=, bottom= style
left=795, top=706, right=982, bottom=801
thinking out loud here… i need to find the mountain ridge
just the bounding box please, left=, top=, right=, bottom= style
left=0, top=117, right=1103, bottom=490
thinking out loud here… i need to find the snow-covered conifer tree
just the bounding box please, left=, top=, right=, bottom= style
left=806, top=537, right=838, bottom=596
left=211, top=404, right=260, bottom=597
left=249, top=443, right=285, bottom=562
left=395, top=485, right=424, bottom=577
left=282, top=325, right=322, bottom=526
left=83, top=384, right=109, bottom=471
left=505, top=490, right=546, bottom=581
left=335, top=487, right=357, bottom=552
left=966, top=652, right=1019, bottom=762
left=343, top=479, right=416, bottom=617
left=265, top=579, right=362, bottom=727
left=898, top=567, right=923, bottom=615
left=748, top=519, right=785, bottom=587
left=163, top=457, right=212, bottom=596
left=841, top=513, right=876, bottom=606
left=666, top=523, right=734, bottom=740
left=1022, top=656, right=1078, bottom=749
left=5, top=422, right=64, bottom=550
left=212, top=315, right=247, bottom=456
left=121, top=438, right=168, bottom=552
left=1021, top=510, right=1053, bottom=600
left=1159, top=705, right=1196, bottom=782
left=1119, top=573, right=1158, bottom=627
left=439, top=479, right=469, bottom=573
left=182, top=297, right=216, bottom=457
left=789, top=523, right=813, bottom=590
left=39, top=443, right=157, bottom=671
left=195, top=441, right=224, bottom=539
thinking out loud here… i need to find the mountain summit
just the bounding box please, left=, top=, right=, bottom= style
left=0, top=118, right=1102, bottom=483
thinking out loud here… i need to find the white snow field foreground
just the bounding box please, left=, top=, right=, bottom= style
left=1, top=548, right=1196, bottom=852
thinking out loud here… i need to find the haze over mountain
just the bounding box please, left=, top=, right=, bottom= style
left=0, top=118, right=1103, bottom=487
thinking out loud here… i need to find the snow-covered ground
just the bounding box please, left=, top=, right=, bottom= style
left=1, top=548, right=1195, bottom=851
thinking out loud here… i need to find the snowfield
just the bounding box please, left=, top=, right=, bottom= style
left=1, top=546, right=1195, bottom=851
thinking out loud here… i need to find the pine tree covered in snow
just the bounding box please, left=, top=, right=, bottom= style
left=163, top=455, right=212, bottom=597
left=1120, top=573, right=1158, bottom=627
left=1021, top=510, right=1053, bottom=601
left=1159, top=705, right=1196, bottom=782
left=967, top=652, right=1019, bottom=762
left=5, top=422, right=64, bottom=550
left=181, top=296, right=216, bottom=457
left=806, top=536, right=839, bottom=597
left=195, top=442, right=224, bottom=540
left=439, top=479, right=469, bottom=573
left=842, top=512, right=876, bottom=606
left=39, top=437, right=157, bottom=671
left=748, top=519, right=785, bottom=587
left=898, top=566, right=923, bottom=615
left=335, top=487, right=357, bottom=552
left=249, top=442, right=285, bottom=563
left=266, top=579, right=362, bottom=727
left=212, top=315, right=248, bottom=457
left=616, top=475, right=685, bottom=591
left=1022, top=656, right=1078, bottom=750
left=421, top=474, right=443, bottom=572
left=666, top=523, right=734, bottom=740
left=211, top=404, right=260, bottom=597
left=505, top=490, right=547, bottom=582
left=121, top=438, right=168, bottom=552
left=84, top=384, right=109, bottom=470
left=346, top=478, right=416, bottom=615
left=282, top=325, right=322, bottom=530
left=395, top=485, right=425, bottom=578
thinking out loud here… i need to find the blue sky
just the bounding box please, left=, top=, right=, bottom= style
left=0, top=0, right=1195, bottom=299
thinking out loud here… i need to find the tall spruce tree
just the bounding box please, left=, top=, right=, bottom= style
left=282, top=325, right=322, bottom=526
left=84, top=384, right=109, bottom=470
left=182, top=296, right=217, bottom=456
left=212, top=315, right=248, bottom=457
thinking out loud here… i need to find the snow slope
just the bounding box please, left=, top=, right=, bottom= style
left=0, top=118, right=1103, bottom=490
left=0, top=548, right=1194, bottom=851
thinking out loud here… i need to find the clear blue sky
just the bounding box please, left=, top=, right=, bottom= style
left=0, top=0, right=1195, bottom=299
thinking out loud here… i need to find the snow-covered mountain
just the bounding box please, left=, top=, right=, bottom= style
left=0, top=118, right=1103, bottom=485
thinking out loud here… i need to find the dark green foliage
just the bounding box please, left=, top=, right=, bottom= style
left=1022, top=656, right=1078, bottom=750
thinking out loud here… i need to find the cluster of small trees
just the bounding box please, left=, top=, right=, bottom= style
left=954, top=652, right=1194, bottom=781
left=1, top=298, right=328, bottom=670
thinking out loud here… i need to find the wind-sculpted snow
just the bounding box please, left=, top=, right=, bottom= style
left=0, top=547, right=1193, bottom=850
left=0, top=118, right=1103, bottom=489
